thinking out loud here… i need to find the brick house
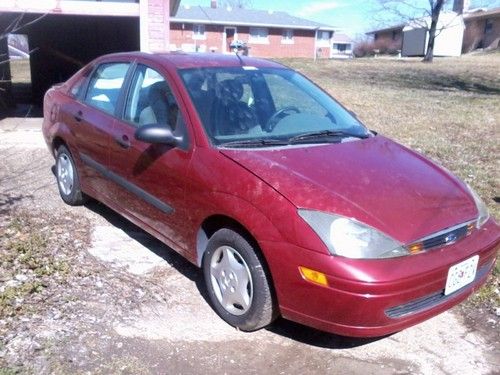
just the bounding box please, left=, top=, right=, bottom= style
left=462, top=8, right=500, bottom=52
left=365, top=25, right=404, bottom=52
left=170, top=1, right=336, bottom=58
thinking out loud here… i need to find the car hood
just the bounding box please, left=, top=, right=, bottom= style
left=221, top=136, right=478, bottom=244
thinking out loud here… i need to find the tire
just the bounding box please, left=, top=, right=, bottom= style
left=55, top=145, right=86, bottom=206
left=203, top=228, right=277, bottom=331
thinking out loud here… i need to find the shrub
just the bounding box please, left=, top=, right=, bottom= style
left=354, top=39, right=402, bottom=57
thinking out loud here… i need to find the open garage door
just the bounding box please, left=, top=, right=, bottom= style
left=1, top=13, right=140, bottom=109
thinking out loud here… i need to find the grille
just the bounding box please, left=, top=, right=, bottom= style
left=407, top=220, right=475, bottom=254
left=421, top=225, right=469, bottom=250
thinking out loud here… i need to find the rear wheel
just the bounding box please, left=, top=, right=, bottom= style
left=55, top=145, right=86, bottom=206
left=203, top=228, right=277, bottom=331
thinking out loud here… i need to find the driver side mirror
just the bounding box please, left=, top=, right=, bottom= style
left=134, top=124, right=183, bottom=147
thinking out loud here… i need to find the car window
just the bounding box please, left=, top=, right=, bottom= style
left=70, top=75, right=87, bottom=99
left=84, top=63, right=129, bottom=115
left=264, top=74, right=326, bottom=117
left=180, top=67, right=368, bottom=145
left=124, top=65, right=182, bottom=131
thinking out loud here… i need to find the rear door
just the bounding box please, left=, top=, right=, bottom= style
left=108, top=63, right=194, bottom=252
left=72, top=62, right=131, bottom=198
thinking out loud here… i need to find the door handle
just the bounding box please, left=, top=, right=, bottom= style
left=115, top=135, right=131, bottom=149
left=74, top=110, right=83, bottom=122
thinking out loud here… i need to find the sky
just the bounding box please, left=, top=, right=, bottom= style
left=178, top=0, right=500, bottom=38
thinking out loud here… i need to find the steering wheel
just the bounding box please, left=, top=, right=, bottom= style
left=264, top=106, right=300, bottom=132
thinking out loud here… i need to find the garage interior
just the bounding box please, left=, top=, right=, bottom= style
left=0, top=13, right=140, bottom=115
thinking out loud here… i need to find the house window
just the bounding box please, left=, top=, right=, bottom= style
left=316, top=30, right=330, bottom=46
left=334, top=43, right=347, bottom=53
left=249, top=27, right=269, bottom=44
left=282, top=29, right=294, bottom=44
left=193, top=24, right=206, bottom=40
left=392, top=30, right=398, bottom=40
left=484, top=19, right=493, bottom=34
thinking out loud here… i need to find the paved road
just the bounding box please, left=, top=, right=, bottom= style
left=0, top=118, right=498, bottom=374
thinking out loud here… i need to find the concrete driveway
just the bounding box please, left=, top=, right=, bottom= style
left=0, top=118, right=498, bottom=374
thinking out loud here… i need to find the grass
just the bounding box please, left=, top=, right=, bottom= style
left=0, top=213, right=71, bottom=318
left=278, top=53, right=499, bottom=308
left=8, top=59, right=31, bottom=84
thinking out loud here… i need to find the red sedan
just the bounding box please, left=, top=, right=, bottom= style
left=42, top=52, right=499, bottom=337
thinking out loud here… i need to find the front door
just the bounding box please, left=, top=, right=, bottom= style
left=224, top=27, right=237, bottom=53
left=108, top=63, right=193, bottom=252
left=70, top=62, right=130, bottom=198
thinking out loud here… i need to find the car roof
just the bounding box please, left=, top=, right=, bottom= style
left=97, top=51, right=286, bottom=70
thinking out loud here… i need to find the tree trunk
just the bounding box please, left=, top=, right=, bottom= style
left=423, top=0, right=445, bottom=62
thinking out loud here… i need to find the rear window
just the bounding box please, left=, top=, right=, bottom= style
left=84, top=63, right=130, bottom=115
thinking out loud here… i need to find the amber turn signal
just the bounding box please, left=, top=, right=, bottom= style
left=299, top=266, right=328, bottom=286
left=408, top=243, right=424, bottom=254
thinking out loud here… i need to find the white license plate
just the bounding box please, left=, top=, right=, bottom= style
left=444, top=255, right=479, bottom=296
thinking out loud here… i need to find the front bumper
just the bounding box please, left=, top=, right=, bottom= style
left=262, top=219, right=500, bottom=337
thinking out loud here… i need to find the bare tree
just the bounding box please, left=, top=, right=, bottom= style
left=220, top=0, right=252, bottom=9
left=0, top=13, right=46, bottom=43
left=379, top=0, right=449, bottom=62
left=423, top=0, right=447, bottom=62
left=0, top=13, right=46, bottom=110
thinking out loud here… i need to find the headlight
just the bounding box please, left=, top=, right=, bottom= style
left=465, top=184, right=490, bottom=228
left=298, top=210, right=408, bottom=259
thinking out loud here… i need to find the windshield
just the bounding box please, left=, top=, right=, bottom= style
left=179, top=66, right=369, bottom=147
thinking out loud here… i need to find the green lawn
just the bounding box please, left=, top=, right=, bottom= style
left=278, top=53, right=500, bottom=308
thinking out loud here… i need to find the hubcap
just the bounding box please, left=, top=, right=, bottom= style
left=57, top=153, right=74, bottom=196
left=209, top=246, right=253, bottom=316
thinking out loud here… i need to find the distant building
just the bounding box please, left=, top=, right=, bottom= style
left=331, top=33, right=353, bottom=58
left=401, top=12, right=465, bottom=57
left=462, top=7, right=500, bottom=52
left=170, top=2, right=336, bottom=59
left=365, top=24, right=404, bottom=52
left=366, top=5, right=500, bottom=57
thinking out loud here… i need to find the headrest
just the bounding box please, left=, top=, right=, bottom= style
left=148, top=81, right=169, bottom=104
left=216, top=79, right=243, bottom=102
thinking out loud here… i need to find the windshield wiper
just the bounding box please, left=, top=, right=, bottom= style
left=219, top=138, right=289, bottom=148
left=288, top=130, right=369, bottom=144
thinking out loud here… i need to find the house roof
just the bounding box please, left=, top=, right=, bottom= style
left=172, top=5, right=335, bottom=31
left=464, top=7, right=500, bottom=20
left=332, top=33, right=353, bottom=43
left=366, top=24, right=405, bottom=35
left=171, top=0, right=181, bottom=16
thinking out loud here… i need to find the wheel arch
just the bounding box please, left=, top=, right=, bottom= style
left=197, top=214, right=280, bottom=316
left=196, top=214, right=260, bottom=267
left=52, top=136, right=68, bottom=157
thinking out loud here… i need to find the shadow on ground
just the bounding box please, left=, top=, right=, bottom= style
left=0, top=192, right=34, bottom=215
left=82, top=199, right=385, bottom=349
left=1, top=103, right=43, bottom=120
left=395, top=73, right=500, bottom=95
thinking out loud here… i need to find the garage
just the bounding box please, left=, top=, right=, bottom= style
left=0, top=0, right=179, bottom=115
left=1, top=13, right=139, bottom=106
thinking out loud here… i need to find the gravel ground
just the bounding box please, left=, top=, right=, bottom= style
left=0, top=118, right=498, bottom=375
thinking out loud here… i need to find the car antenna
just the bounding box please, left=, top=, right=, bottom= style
left=230, top=40, right=247, bottom=66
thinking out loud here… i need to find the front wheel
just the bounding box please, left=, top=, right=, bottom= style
left=203, top=228, right=277, bottom=331
left=55, top=145, right=86, bottom=206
